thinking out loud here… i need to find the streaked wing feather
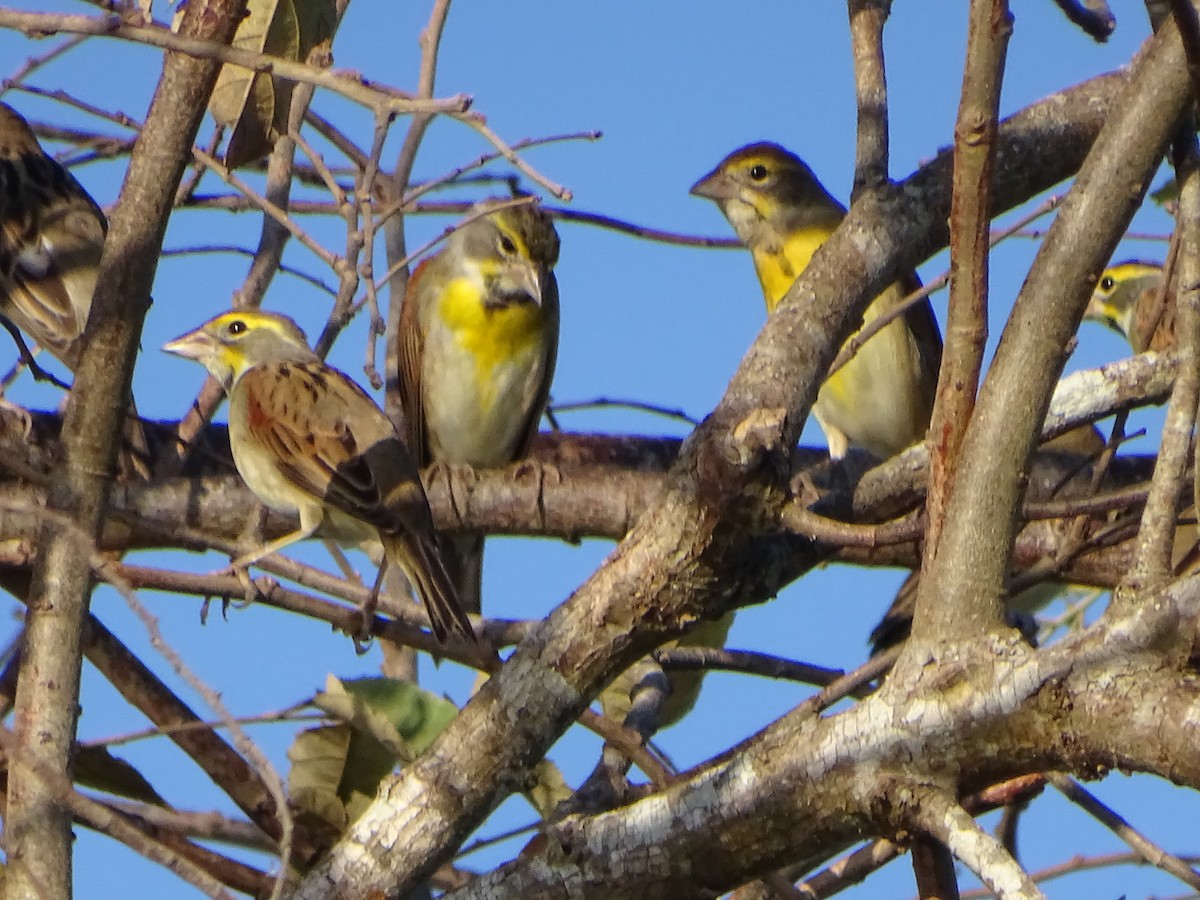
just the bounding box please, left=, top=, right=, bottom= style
left=515, top=270, right=560, bottom=458
left=396, top=256, right=433, bottom=465
left=897, top=271, right=943, bottom=413
left=240, top=362, right=397, bottom=528
left=0, top=151, right=105, bottom=359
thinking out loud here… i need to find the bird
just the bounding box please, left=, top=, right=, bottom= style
left=0, top=102, right=107, bottom=369
left=691, top=141, right=943, bottom=460
left=870, top=260, right=1190, bottom=655
left=600, top=613, right=736, bottom=732
left=0, top=103, right=152, bottom=475
left=163, top=310, right=474, bottom=646
left=1084, top=259, right=1171, bottom=353
left=1083, top=257, right=1199, bottom=572
left=396, top=198, right=560, bottom=615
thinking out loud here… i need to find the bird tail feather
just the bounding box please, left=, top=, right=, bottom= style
left=441, top=532, right=484, bottom=617
left=383, top=531, right=475, bottom=644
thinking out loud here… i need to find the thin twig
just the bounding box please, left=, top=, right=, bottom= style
left=1048, top=772, right=1200, bottom=890
left=0, top=9, right=470, bottom=116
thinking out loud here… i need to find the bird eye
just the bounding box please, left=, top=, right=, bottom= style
left=227, top=320, right=247, bottom=336
left=499, top=234, right=517, bottom=256
left=748, top=163, right=769, bottom=181
left=1100, top=276, right=1115, bottom=291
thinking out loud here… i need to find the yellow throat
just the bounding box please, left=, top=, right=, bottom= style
left=752, top=224, right=838, bottom=313
left=438, top=276, right=544, bottom=388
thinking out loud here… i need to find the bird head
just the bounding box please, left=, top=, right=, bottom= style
left=453, top=200, right=560, bottom=310
left=0, top=103, right=42, bottom=160
left=690, top=141, right=842, bottom=243
left=1083, top=260, right=1163, bottom=344
left=163, top=310, right=314, bottom=388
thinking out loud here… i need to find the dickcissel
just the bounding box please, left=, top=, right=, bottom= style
left=691, top=142, right=942, bottom=460
left=397, top=199, right=560, bottom=614
left=1084, top=260, right=1171, bottom=353
left=1083, top=258, right=1199, bottom=571
left=163, top=310, right=473, bottom=645
left=0, top=102, right=106, bottom=369
left=871, top=261, right=1187, bottom=653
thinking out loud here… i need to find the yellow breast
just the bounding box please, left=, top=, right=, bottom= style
left=752, top=225, right=836, bottom=312
left=437, top=277, right=544, bottom=389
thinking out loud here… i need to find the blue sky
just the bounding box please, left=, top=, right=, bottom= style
left=0, top=1, right=1189, bottom=897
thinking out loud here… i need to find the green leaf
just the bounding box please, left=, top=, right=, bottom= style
left=1150, top=177, right=1179, bottom=206
left=288, top=676, right=460, bottom=831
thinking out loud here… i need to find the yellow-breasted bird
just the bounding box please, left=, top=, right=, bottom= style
left=0, top=102, right=107, bottom=369
left=1084, top=260, right=1171, bottom=353
left=163, top=310, right=474, bottom=645
left=691, top=142, right=943, bottom=460
left=870, top=260, right=1187, bottom=654
left=1083, top=258, right=1200, bottom=572
left=397, top=199, right=560, bottom=615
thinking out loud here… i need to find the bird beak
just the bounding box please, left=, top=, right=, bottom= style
left=504, top=259, right=544, bottom=306
left=162, top=327, right=215, bottom=361
left=690, top=166, right=734, bottom=202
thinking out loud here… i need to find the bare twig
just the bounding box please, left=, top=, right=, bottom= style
left=1128, top=144, right=1199, bottom=586
left=847, top=0, right=891, bottom=196
left=0, top=9, right=470, bottom=117
left=1047, top=772, right=1200, bottom=890
left=920, top=0, right=1011, bottom=567
left=1049, top=0, right=1115, bottom=41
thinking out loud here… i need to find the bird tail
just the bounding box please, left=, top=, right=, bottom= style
left=440, top=532, right=485, bottom=617
left=382, top=531, right=475, bottom=645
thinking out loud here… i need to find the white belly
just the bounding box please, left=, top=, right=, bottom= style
left=422, top=329, right=544, bottom=467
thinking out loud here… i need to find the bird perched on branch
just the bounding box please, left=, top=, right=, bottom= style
left=1084, top=257, right=1199, bottom=571
left=397, top=199, right=560, bottom=615
left=0, top=102, right=153, bottom=475
left=0, top=102, right=107, bottom=370
left=869, top=260, right=1192, bottom=655
left=691, top=141, right=942, bottom=460
left=163, top=310, right=474, bottom=646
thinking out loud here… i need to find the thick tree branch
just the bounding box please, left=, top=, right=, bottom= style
left=1129, top=141, right=1200, bottom=587
left=926, top=0, right=1010, bottom=559
left=6, top=2, right=248, bottom=897
left=439, top=574, right=1200, bottom=898
left=290, top=56, right=1156, bottom=900
left=912, top=21, right=1190, bottom=646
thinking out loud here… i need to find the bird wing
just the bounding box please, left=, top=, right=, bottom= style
left=238, top=361, right=425, bottom=534
left=396, top=255, right=433, bottom=465
left=1134, top=285, right=1176, bottom=353
left=897, top=271, right=944, bottom=419
left=0, top=152, right=105, bottom=360
left=514, top=269, right=560, bottom=458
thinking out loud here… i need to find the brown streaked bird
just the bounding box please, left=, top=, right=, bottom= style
left=0, top=102, right=107, bottom=369
left=163, top=310, right=474, bottom=646
left=397, top=199, right=560, bottom=615
left=0, top=103, right=151, bottom=474
left=691, top=141, right=943, bottom=460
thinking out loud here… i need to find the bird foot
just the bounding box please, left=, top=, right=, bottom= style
left=352, top=588, right=381, bottom=653
left=214, top=561, right=274, bottom=607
